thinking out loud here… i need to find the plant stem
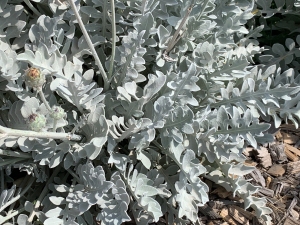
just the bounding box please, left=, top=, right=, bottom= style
left=108, top=0, right=116, bottom=79
left=119, top=171, right=139, bottom=202
left=0, top=176, right=35, bottom=212
left=68, top=0, right=109, bottom=91
left=27, top=166, right=61, bottom=223
left=37, top=87, right=52, bottom=112
left=67, top=168, right=81, bottom=183
left=264, top=48, right=299, bottom=68
left=23, top=0, right=42, bottom=17
left=53, top=119, right=58, bottom=132
left=164, top=4, right=193, bottom=56
left=0, top=149, right=31, bottom=158
left=0, top=125, right=82, bottom=141
left=0, top=207, right=25, bottom=224
left=196, top=0, right=210, bottom=21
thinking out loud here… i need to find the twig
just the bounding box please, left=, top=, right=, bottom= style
left=67, top=0, right=109, bottom=91
left=162, top=4, right=194, bottom=62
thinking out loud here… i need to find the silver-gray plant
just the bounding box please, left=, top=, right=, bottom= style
left=1, top=0, right=300, bottom=224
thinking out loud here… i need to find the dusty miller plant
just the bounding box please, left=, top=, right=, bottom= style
left=1, top=0, right=300, bottom=224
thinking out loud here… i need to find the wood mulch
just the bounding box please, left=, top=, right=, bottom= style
left=195, top=123, right=300, bottom=225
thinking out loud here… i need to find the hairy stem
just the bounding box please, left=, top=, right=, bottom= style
left=52, top=119, right=58, bottom=132
left=37, top=87, right=52, bottom=112
left=108, top=0, right=116, bottom=79
left=68, top=0, right=109, bottom=91
left=0, top=125, right=82, bottom=141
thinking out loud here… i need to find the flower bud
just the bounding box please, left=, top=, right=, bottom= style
left=50, top=106, right=65, bottom=120
left=25, top=67, right=45, bottom=88
left=27, top=113, right=46, bottom=132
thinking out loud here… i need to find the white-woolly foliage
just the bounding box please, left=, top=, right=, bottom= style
left=2, top=0, right=300, bottom=225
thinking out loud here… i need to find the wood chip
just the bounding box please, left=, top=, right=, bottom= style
left=281, top=132, right=299, bottom=144
left=220, top=223, right=230, bottom=225
left=285, top=144, right=300, bottom=156
left=244, top=160, right=257, bottom=167
left=208, top=200, right=243, bottom=209
left=286, top=161, right=300, bottom=174
left=274, top=182, right=284, bottom=196
left=285, top=147, right=299, bottom=162
left=228, top=205, right=254, bottom=220
left=198, top=204, right=222, bottom=219
left=279, top=198, right=299, bottom=224
left=269, top=142, right=288, bottom=163
left=258, top=187, right=274, bottom=197
left=254, top=147, right=272, bottom=168
left=276, top=131, right=283, bottom=142
left=267, top=164, right=286, bottom=177
left=283, top=216, right=300, bottom=225
left=267, top=197, right=287, bottom=209
left=220, top=207, right=240, bottom=225
left=227, top=205, right=250, bottom=225
left=267, top=202, right=284, bottom=223
left=250, top=169, right=266, bottom=187
left=290, top=209, right=299, bottom=220
left=280, top=124, right=299, bottom=132
left=266, top=176, right=272, bottom=188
